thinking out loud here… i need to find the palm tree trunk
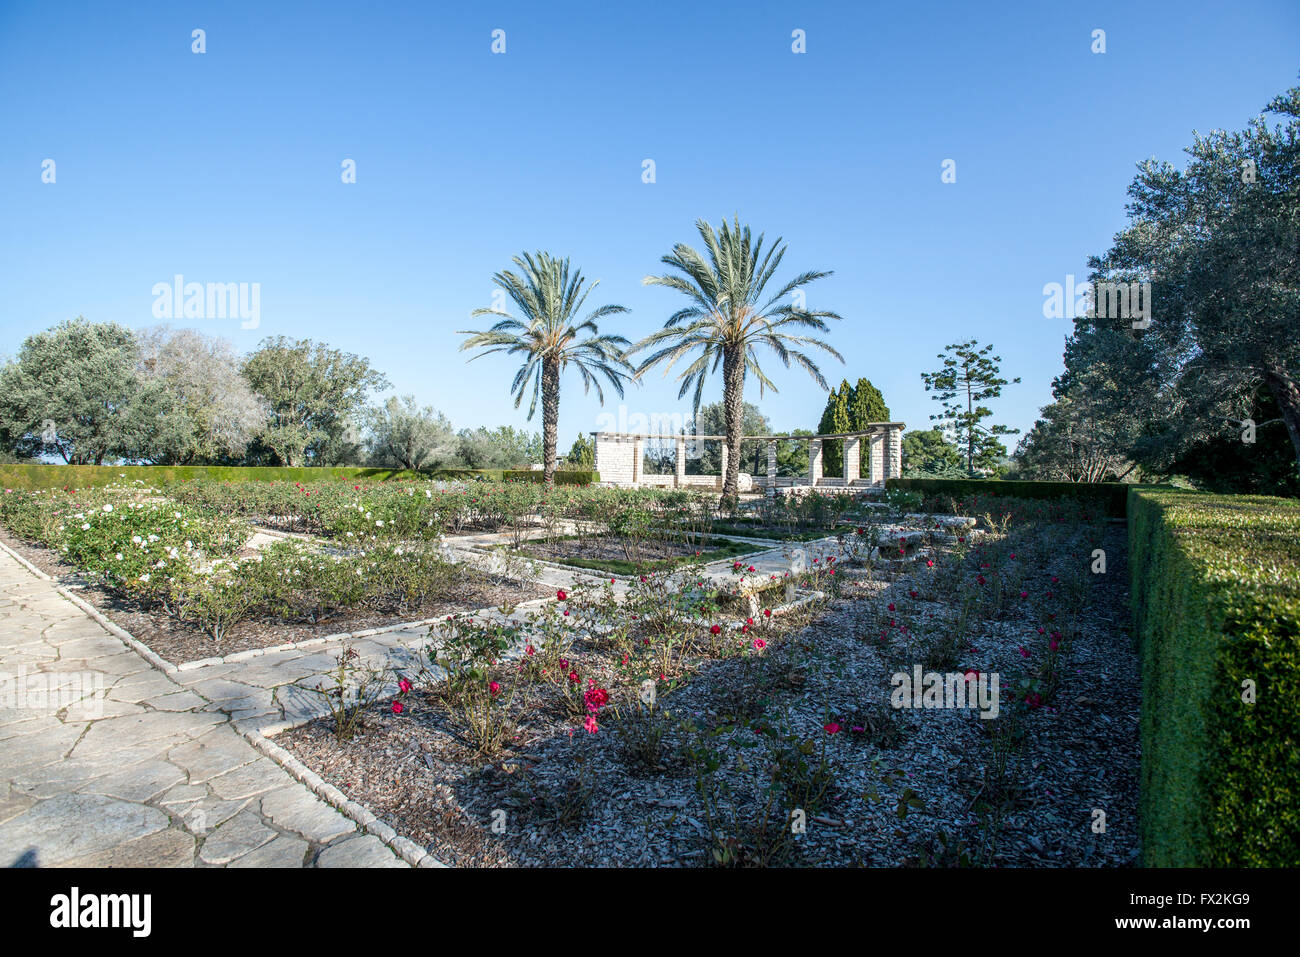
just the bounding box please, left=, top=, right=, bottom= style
left=542, top=356, right=560, bottom=483
left=722, top=346, right=744, bottom=499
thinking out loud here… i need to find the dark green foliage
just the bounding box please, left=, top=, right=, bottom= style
left=0, top=317, right=171, bottom=464
left=1129, top=488, right=1300, bottom=866
left=901, top=427, right=964, bottom=477
left=816, top=377, right=891, bottom=476
left=921, top=340, right=1019, bottom=476
left=0, top=464, right=597, bottom=490
left=1076, top=83, right=1300, bottom=478
left=1166, top=390, right=1300, bottom=498
left=241, top=336, right=389, bottom=467
left=566, top=433, right=595, bottom=469
left=886, top=477, right=1132, bottom=518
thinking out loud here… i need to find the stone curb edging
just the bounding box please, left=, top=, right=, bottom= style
left=242, top=727, right=446, bottom=868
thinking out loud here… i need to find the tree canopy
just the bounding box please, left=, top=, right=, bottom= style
left=921, top=340, right=1018, bottom=476
left=241, top=336, right=389, bottom=467
left=817, top=377, right=891, bottom=475
left=0, top=318, right=170, bottom=464
left=1014, top=82, right=1300, bottom=491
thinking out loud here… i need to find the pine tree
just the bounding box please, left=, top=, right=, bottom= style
left=921, top=339, right=1020, bottom=476
left=849, top=378, right=889, bottom=425
left=848, top=378, right=890, bottom=477
left=816, top=377, right=891, bottom=476
left=817, top=379, right=853, bottom=473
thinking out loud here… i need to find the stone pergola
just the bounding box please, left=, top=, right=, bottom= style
left=592, top=423, right=904, bottom=493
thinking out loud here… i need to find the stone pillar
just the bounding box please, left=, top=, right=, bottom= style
left=889, top=426, right=903, bottom=479
left=766, top=440, right=777, bottom=500
left=868, top=432, right=885, bottom=486
left=674, top=436, right=686, bottom=488
left=632, top=437, right=643, bottom=485
left=718, top=442, right=728, bottom=491
left=594, top=434, right=637, bottom=486
left=843, top=435, right=860, bottom=485
left=808, top=438, right=823, bottom=486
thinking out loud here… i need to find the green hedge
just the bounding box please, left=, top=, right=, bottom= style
left=504, top=469, right=599, bottom=485
left=1129, top=487, right=1300, bottom=866
left=886, top=477, right=1134, bottom=518
left=0, top=464, right=598, bottom=490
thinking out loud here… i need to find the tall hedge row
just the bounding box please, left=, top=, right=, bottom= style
left=886, top=477, right=1133, bottom=517
left=1128, top=487, right=1300, bottom=866
left=0, top=464, right=598, bottom=490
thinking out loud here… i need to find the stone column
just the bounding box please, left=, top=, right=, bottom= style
left=718, top=442, right=728, bottom=491
left=889, top=426, right=903, bottom=479
left=868, top=432, right=885, bottom=486
left=632, top=437, right=643, bottom=486
left=843, top=435, right=860, bottom=485
left=674, top=436, right=686, bottom=488
left=808, top=438, right=823, bottom=486
left=766, top=440, right=777, bottom=500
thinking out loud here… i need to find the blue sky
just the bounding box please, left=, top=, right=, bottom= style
left=2, top=0, right=1297, bottom=451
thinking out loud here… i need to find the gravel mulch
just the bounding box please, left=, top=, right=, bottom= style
left=278, top=520, right=1140, bottom=868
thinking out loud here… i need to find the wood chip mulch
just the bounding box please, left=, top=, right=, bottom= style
left=279, top=522, right=1140, bottom=868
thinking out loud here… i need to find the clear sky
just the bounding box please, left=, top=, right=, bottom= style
left=2, top=0, right=1297, bottom=451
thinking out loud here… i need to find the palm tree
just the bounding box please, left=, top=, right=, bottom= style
left=628, top=217, right=843, bottom=498
left=459, top=251, right=632, bottom=482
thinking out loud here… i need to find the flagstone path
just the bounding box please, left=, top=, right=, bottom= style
left=0, top=545, right=405, bottom=868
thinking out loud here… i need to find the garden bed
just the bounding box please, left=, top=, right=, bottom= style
left=508, top=535, right=766, bottom=576
left=702, top=521, right=841, bottom=542
left=0, top=525, right=548, bottom=665
left=277, top=498, right=1139, bottom=867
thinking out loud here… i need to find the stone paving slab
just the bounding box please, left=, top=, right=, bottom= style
left=0, top=545, right=405, bottom=868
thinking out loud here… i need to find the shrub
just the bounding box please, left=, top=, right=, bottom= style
left=502, top=469, right=599, bottom=485
left=887, top=477, right=1136, bottom=518
left=1129, top=487, right=1300, bottom=866
left=0, top=463, right=598, bottom=491
left=0, top=464, right=419, bottom=490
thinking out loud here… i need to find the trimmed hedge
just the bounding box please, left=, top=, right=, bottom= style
left=504, top=469, right=598, bottom=485
left=886, top=477, right=1134, bottom=518
left=1129, top=487, right=1300, bottom=866
left=0, top=464, right=597, bottom=490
